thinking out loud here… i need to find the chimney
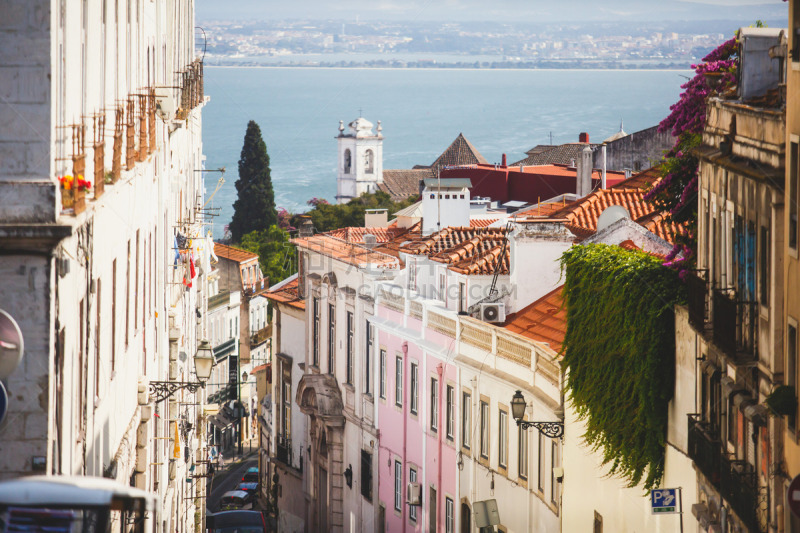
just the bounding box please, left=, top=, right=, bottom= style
left=501, top=153, right=507, bottom=167
left=576, top=145, right=593, bottom=197
left=579, top=132, right=590, bottom=143
left=299, top=216, right=314, bottom=237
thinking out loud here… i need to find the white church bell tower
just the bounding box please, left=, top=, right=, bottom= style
left=336, top=117, right=383, bottom=204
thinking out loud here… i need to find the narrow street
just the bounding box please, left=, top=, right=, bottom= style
left=207, top=458, right=258, bottom=513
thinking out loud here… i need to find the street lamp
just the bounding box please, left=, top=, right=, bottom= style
left=510, top=390, right=564, bottom=439
left=149, top=340, right=215, bottom=403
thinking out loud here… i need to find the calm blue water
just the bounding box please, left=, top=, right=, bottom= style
left=202, top=67, right=689, bottom=238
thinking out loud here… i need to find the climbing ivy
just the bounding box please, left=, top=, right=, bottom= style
left=559, top=244, right=686, bottom=491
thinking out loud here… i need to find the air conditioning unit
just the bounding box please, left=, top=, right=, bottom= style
left=480, top=303, right=506, bottom=323
left=406, top=482, right=422, bottom=506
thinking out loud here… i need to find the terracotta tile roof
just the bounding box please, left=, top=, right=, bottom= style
left=525, top=144, right=555, bottom=156
left=400, top=226, right=507, bottom=255
left=326, top=226, right=407, bottom=243
left=430, top=133, right=489, bottom=171
left=378, top=169, right=432, bottom=202
left=470, top=218, right=499, bottom=228
left=214, top=242, right=259, bottom=263
left=293, top=235, right=400, bottom=269
left=609, top=165, right=662, bottom=190
left=513, top=201, right=570, bottom=219
left=265, top=275, right=305, bottom=310
left=510, top=143, right=597, bottom=167
left=400, top=226, right=510, bottom=275
left=503, top=285, right=566, bottom=353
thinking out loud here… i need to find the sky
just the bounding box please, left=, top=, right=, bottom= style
left=196, top=0, right=787, bottom=23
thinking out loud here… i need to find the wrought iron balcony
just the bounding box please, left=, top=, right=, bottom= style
left=719, top=456, right=760, bottom=532
left=712, top=289, right=758, bottom=363
left=687, top=414, right=723, bottom=488
left=276, top=434, right=292, bottom=466
left=686, top=270, right=709, bottom=332
left=176, top=59, right=204, bottom=120
left=250, top=325, right=271, bottom=346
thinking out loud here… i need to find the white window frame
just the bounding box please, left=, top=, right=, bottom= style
left=446, top=385, right=455, bottom=440
left=410, top=362, right=418, bottom=414
left=409, top=467, right=417, bottom=522
left=431, top=378, right=439, bottom=431
left=394, top=460, right=402, bottom=511
left=395, top=356, right=403, bottom=407
left=380, top=349, right=387, bottom=399
left=445, top=497, right=454, bottom=533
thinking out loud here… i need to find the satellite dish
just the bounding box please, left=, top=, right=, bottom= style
left=596, top=205, right=631, bottom=232
left=0, top=309, right=24, bottom=380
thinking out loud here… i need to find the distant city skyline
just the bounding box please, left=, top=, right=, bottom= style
left=196, top=0, right=786, bottom=23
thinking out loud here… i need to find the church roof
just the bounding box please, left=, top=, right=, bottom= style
left=430, top=133, right=489, bottom=171
left=339, top=117, right=382, bottom=139
left=602, top=121, right=628, bottom=143
left=378, top=169, right=432, bottom=202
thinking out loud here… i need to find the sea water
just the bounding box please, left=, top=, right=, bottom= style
left=202, top=66, right=690, bottom=238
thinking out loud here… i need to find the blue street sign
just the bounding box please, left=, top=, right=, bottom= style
left=651, top=488, right=678, bottom=514
left=0, top=381, right=7, bottom=426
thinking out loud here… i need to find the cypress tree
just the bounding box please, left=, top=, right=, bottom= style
left=229, top=120, right=277, bottom=242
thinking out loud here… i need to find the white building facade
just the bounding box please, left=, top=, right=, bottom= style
left=336, top=117, right=384, bottom=203
left=0, top=3, right=209, bottom=533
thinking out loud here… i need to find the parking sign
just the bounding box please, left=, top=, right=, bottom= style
left=651, top=488, right=679, bottom=514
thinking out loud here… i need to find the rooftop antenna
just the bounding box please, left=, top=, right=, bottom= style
left=437, top=166, right=441, bottom=232
left=359, top=107, right=363, bottom=118
left=549, top=131, right=553, bottom=145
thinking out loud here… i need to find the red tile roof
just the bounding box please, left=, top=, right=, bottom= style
left=609, top=166, right=662, bottom=190
left=265, top=276, right=305, bottom=310
left=400, top=226, right=510, bottom=274
left=326, top=226, right=407, bottom=243
left=214, top=242, right=259, bottom=263
left=503, top=285, right=566, bottom=353
left=293, top=235, right=400, bottom=269
left=470, top=218, right=499, bottom=228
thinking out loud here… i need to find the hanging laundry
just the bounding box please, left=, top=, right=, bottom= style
left=173, top=235, right=180, bottom=268
left=176, top=231, right=188, bottom=250
left=189, top=252, right=197, bottom=281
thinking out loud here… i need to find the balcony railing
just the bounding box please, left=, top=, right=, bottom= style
left=686, top=270, right=709, bottom=332
left=687, top=414, right=723, bottom=488
left=712, top=289, right=757, bottom=363
left=688, top=415, right=763, bottom=532
left=250, top=325, right=271, bottom=346
left=176, top=59, right=204, bottom=120
left=276, top=435, right=292, bottom=466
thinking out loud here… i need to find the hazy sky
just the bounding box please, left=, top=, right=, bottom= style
left=196, top=0, right=786, bottom=23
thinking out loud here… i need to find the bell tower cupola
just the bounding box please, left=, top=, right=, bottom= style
left=336, top=116, right=383, bottom=204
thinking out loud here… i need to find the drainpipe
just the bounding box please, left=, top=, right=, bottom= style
left=437, top=363, right=444, bottom=531
left=402, top=341, right=409, bottom=527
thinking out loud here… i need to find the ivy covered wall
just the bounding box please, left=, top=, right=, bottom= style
left=560, top=244, right=686, bottom=490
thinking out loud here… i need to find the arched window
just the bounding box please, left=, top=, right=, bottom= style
left=365, top=149, right=374, bottom=174
left=344, top=149, right=351, bottom=174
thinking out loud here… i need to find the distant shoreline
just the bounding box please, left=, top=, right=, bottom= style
left=205, top=63, right=691, bottom=72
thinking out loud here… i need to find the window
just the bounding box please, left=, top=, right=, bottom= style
left=594, top=511, right=603, bottom=533
left=792, top=142, right=799, bottom=250
left=429, top=487, right=437, bottom=533
left=365, top=149, right=374, bottom=174
left=446, top=385, right=455, bottom=440
left=409, top=467, right=418, bottom=522
left=328, top=304, right=335, bottom=374
left=431, top=378, right=439, bottom=431
left=760, top=226, right=769, bottom=306
left=380, top=349, right=387, bottom=399
left=499, top=409, right=508, bottom=469
left=438, top=273, right=445, bottom=301
left=361, top=450, right=372, bottom=501
left=462, top=392, right=471, bottom=450
left=519, top=424, right=528, bottom=479
left=346, top=311, right=354, bottom=384
left=408, top=261, right=417, bottom=291
left=410, top=363, right=418, bottom=414
left=458, top=282, right=467, bottom=313
left=394, top=460, right=402, bottom=511
left=480, top=400, right=489, bottom=458
left=538, top=432, right=546, bottom=492
left=789, top=322, right=798, bottom=432
left=281, top=369, right=291, bottom=438
left=365, top=323, right=373, bottom=394
left=395, top=356, right=403, bottom=407
left=312, top=298, right=321, bottom=365
left=445, top=497, right=454, bottom=533
left=344, top=148, right=351, bottom=174
left=551, top=440, right=560, bottom=504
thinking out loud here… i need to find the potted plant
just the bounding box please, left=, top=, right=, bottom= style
left=58, top=174, right=91, bottom=215
left=766, top=385, right=796, bottom=418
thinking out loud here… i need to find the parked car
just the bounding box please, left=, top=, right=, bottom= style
left=236, top=482, right=259, bottom=495
left=207, top=510, right=267, bottom=533
left=219, top=490, right=254, bottom=511
left=241, top=467, right=259, bottom=483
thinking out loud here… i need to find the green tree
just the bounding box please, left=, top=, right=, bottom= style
left=239, top=225, right=294, bottom=285
left=293, top=191, right=419, bottom=233
left=229, top=120, right=277, bottom=243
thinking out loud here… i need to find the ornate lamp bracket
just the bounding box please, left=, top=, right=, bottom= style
left=149, top=381, right=203, bottom=404
left=516, top=420, right=565, bottom=439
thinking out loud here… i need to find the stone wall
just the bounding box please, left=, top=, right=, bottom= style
left=594, top=126, right=674, bottom=173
